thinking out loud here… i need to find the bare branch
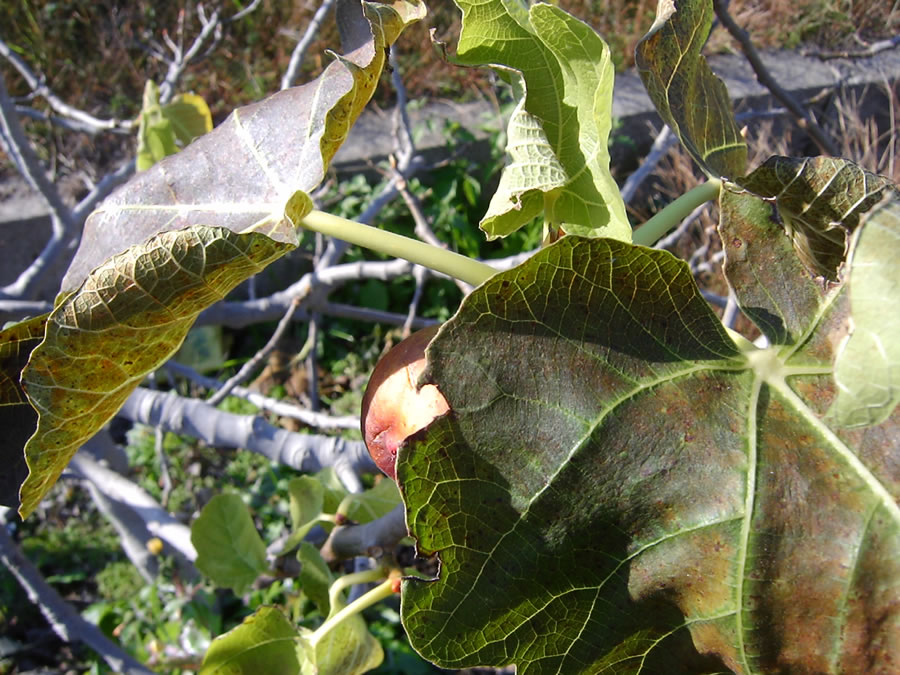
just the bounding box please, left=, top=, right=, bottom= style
left=156, top=7, right=224, bottom=104
left=81, top=480, right=160, bottom=583
left=230, top=0, right=264, bottom=23
left=207, top=297, right=303, bottom=406
left=653, top=202, right=709, bottom=251
left=165, top=360, right=360, bottom=430
left=13, top=104, right=133, bottom=135
left=68, top=451, right=197, bottom=563
left=0, top=74, right=75, bottom=301
left=321, top=504, right=407, bottom=562
left=712, top=0, right=839, bottom=156
left=402, top=265, right=429, bottom=338
left=119, top=387, right=378, bottom=476
left=281, top=0, right=339, bottom=91
left=806, top=35, right=900, bottom=60
left=621, top=125, right=677, bottom=205
left=0, top=38, right=134, bottom=133
left=0, top=522, right=153, bottom=674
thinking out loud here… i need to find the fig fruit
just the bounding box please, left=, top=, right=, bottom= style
left=361, top=325, right=449, bottom=479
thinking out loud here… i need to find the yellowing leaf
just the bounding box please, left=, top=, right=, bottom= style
left=19, top=225, right=296, bottom=518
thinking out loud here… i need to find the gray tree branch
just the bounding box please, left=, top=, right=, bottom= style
left=119, top=387, right=378, bottom=477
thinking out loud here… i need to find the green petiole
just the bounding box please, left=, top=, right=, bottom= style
left=299, top=179, right=722, bottom=286
left=311, top=575, right=396, bottom=646
left=632, top=178, right=722, bottom=247
left=300, top=210, right=496, bottom=287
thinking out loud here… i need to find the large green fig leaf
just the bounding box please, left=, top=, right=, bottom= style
left=3, top=0, right=424, bottom=516
left=399, top=230, right=898, bottom=671
left=453, top=0, right=630, bottom=241
left=636, top=0, right=747, bottom=178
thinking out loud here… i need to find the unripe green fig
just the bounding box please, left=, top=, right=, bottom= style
left=361, top=325, right=449, bottom=479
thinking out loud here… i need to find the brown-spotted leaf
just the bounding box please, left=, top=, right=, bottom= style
left=11, top=0, right=424, bottom=516
left=19, top=225, right=298, bottom=518
left=636, top=0, right=746, bottom=178
left=399, top=234, right=899, bottom=673
left=737, top=156, right=898, bottom=280
left=718, top=181, right=831, bottom=346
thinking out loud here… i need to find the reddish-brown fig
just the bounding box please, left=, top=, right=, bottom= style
left=361, top=325, right=449, bottom=479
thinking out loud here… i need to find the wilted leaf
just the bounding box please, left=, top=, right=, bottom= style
left=192, top=493, right=269, bottom=594
left=636, top=0, right=746, bottom=178
left=399, top=235, right=899, bottom=673
left=828, top=195, right=900, bottom=427
left=201, top=606, right=299, bottom=675
left=718, top=182, right=830, bottom=346
left=738, top=156, right=898, bottom=280
left=453, top=0, right=630, bottom=241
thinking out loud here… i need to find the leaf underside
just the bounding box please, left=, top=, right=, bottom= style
left=2, top=0, right=425, bottom=515
left=454, top=0, right=630, bottom=241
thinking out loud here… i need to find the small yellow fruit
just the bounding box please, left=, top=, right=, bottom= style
left=361, top=326, right=449, bottom=479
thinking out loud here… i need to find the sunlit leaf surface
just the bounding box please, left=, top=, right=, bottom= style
left=454, top=0, right=630, bottom=241
left=828, top=195, right=900, bottom=427
left=201, top=606, right=299, bottom=675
